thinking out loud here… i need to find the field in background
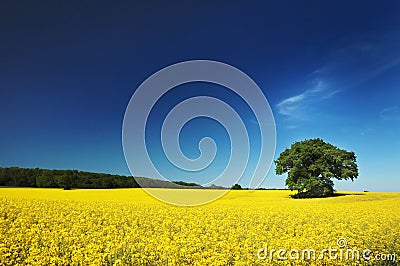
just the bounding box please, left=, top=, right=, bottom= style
left=0, top=188, right=399, bottom=265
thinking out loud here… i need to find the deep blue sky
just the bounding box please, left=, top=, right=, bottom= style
left=1, top=1, right=399, bottom=191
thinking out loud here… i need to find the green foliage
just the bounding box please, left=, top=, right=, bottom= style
left=56, top=170, right=77, bottom=190
left=231, top=184, right=242, bottom=190
left=275, top=138, right=358, bottom=198
left=0, top=167, right=140, bottom=189
left=172, top=181, right=201, bottom=187
left=0, top=168, right=231, bottom=190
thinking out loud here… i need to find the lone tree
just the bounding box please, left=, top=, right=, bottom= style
left=231, top=184, right=242, bottom=190
left=275, top=138, right=358, bottom=198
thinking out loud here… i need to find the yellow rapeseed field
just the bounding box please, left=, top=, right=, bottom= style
left=0, top=188, right=399, bottom=265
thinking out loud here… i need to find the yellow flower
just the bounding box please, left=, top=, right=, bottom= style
left=0, top=188, right=399, bottom=265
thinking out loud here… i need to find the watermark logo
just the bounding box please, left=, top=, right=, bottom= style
left=336, top=238, right=347, bottom=249
left=257, top=238, right=397, bottom=262
left=122, top=60, right=276, bottom=206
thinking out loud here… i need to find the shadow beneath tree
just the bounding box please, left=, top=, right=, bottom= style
left=290, top=192, right=366, bottom=199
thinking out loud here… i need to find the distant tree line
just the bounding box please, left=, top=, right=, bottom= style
left=172, top=181, right=201, bottom=187
left=0, top=167, right=273, bottom=191
left=0, top=167, right=140, bottom=190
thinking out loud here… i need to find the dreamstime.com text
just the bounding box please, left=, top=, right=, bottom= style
left=257, top=238, right=397, bottom=262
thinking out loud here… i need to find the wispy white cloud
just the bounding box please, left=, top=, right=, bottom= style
left=277, top=94, right=305, bottom=108
left=380, top=106, right=400, bottom=121
left=286, top=125, right=299, bottom=130
left=276, top=79, right=340, bottom=119
left=322, top=32, right=400, bottom=89
left=277, top=31, right=400, bottom=121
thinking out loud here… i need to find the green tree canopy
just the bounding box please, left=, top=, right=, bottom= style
left=275, top=138, right=358, bottom=198
left=231, top=184, right=242, bottom=190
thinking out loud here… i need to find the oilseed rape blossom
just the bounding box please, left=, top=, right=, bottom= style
left=0, top=188, right=399, bottom=265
